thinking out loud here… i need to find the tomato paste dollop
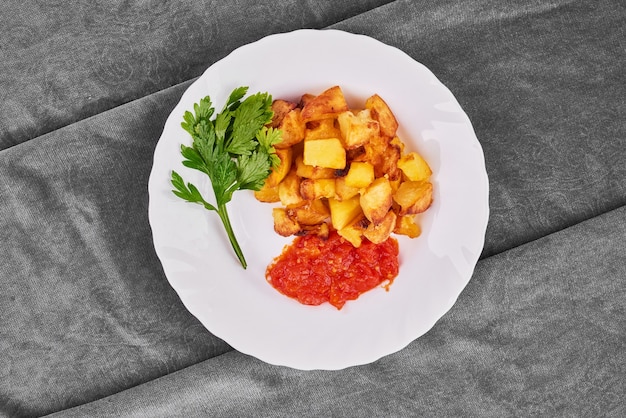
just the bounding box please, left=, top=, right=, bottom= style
left=266, top=231, right=399, bottom=309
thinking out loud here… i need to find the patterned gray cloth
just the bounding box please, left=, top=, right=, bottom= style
left=1, top=0, right=624, bottom=416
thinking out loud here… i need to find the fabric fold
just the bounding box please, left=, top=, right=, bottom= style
left=48, top=205, right=626, bottom=417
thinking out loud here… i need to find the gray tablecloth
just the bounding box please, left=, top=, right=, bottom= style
left=1, top=1, right=624, bottom=416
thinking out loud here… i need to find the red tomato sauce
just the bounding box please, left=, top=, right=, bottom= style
left=266, top=231, right=399, bottom=309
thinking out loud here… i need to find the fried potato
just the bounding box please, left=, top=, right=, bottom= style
left=270, top=100, right=297, bottom=128
left=265, top=147, right=293, bottom=187
left=394, top=214, right=421, bottom=238
left=300, top=178, right=336, bottom=200
left=273, top=208, right=301, bottom=237
left=301, top=86, right=349, bottom=122
left=334, top=176, right=361, bottom=201
left=363, top=210, right=397, bottom=244
left=365, top=94, right=398, bottom=138
left=328, top=196, right=363, bottom=230
left=303, top=138, right=346, bottom=170
left=337, top=215, right=369, bottom=248
left=360, top=177, right=393, bottom=224
left=393, top=180, right=433, bottom=215
left=344, top=161, right=374, bottom=189
left=337, top=109, right=380, bottom=149
left=397, top=151, right=432, bottom=182
left=258, top=86, right=434, bottom=247
left=254, top=182, right=280, bottom=203
left=363, top=135, right=391, bottom=178
left=289, top=199, right=330, bottom=226
left=304, top=118, right=342, bottom=141
left=275, top=108, right=305, bottom=149
left=299, top=93, right=316, bottom=108
left=295, top=155, right=336, bottom=179
left=278, top=171, right=305, bottom=207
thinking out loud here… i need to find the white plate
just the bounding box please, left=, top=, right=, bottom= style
left=148, top=29, right=489, bottom=370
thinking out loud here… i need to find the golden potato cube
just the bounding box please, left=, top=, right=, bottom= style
left=269, top=99, right=297, bottom=128
left=397, top=151, right=432, bottom=182
left=328, top=196, right=363, bottom=230
left=275, top=108, right=305, bottom=149
left=380, top=143, right=402, bottom=181
left=363, top=210, right=397, bottom=244
left=393, top=181, right=433, bottom=215
left=303, top=138, right=346, bottom=169
left=278, top=171, right=305, bottom=207
left=305, top=118, right=342, bottom=141
left=394, top=215, right=421, bottom=238
left=265, top=147, right=293, bottom=187
left=365, top=94, right=398, bottom=138
left=296, top=223, right=330, bottom=239
left=301, top=86, right=349, bottom=122
left=300, top=178, right=336, bottom=200
left=294, top=155, right=336, bottom=179
left=360, top=177, right=393, bottom=224
left=289, top=199, right=330, bottom=226
left=254, top=182, right=280, bottom=203
left=344, top=161, right=375, bottom=189
left=299, top=93, right=316, bottom=108
left=335, top=176, right=360, bottom=200
left=272, top=208, right=301, bottom=237
left=337, top=215, right=369, bottom=248
left=337, top=109, right=380, bottom=149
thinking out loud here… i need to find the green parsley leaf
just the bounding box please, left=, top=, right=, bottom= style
left=171, top=87, right=282, bottom=269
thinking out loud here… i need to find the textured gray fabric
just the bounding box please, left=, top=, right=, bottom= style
left=1, top=0, right=625, bottom=417
left=0, top=0, right=395, bottom=151
left=50, top=205, right=626, bottom=417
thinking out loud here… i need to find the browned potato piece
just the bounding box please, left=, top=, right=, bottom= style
left=337, top=215, right=369, bottom=248
left=289, top=199, right=329, bottom=226
left=294, top=155, right=336, bottom=179
left=275, top=108, right=305, bottom=149
left=304, top=118, right=342, bottom=141
left=363, top=135, right=391, bottom=178
left=265, top=147, right=293, bottom=187
left=300, top=178, right=336, bottom=200
left=298, top=222, right=330, bottom=239
left=360, top=177, right=393, bottom=224
left=273, top=208, right=301, bottom=237
left=394, top=215, right=421, bottom=238
left=344, top=161, right=375, bottom=189
left=261, top=87, right=434, bottom=246
left=363, top=210, right=397, bottom=244
left=301, top=86, right=349, bottom=122
left=303, top=138, right=346, bottom=170
left=328, top=196, right=363, bottom=230
left=365, top=94, right=398, bottom=138
left=379, top=142, right=402, bottom=181
left=270, top=100, right=297, bottom=128
left=254, top=182, right=280, bottom=203
left=278, top=171, right=305, bottom=207
left=335, top=176, right=360, bottom=200
left=397, top=151, right=432, bottom=182
left=337, top=109, right=380, bottom=149
left=393, top=181, right=433, bottom=215
left=299, top=93, right=316, bottom=108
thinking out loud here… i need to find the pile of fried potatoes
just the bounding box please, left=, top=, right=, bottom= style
left=255, top=85, right=433, bottom=247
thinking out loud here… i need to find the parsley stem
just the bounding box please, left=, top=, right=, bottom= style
left=217, top=202, right=247, bottom=269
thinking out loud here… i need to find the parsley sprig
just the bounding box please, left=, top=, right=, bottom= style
left=171, top=87, right=282, bottom=269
